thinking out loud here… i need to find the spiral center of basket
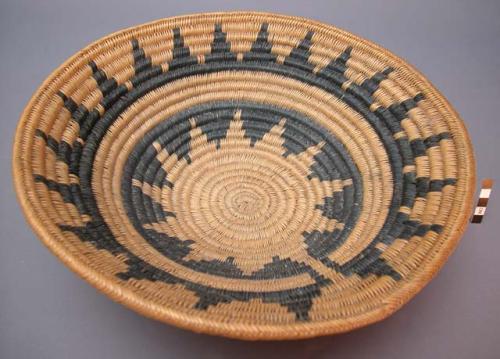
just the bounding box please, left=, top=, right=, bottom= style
left=119, top=102, right=364, bottom=275
left=170, top=146, right=308, bottom=246
left=225, top=187, right=265, bottom=219
left=229, top=190, right=261, bottom=217
left=152, top=120, right=323, bottom=273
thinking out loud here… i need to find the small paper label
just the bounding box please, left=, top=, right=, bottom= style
left=471, top=178, right=494, bottom=224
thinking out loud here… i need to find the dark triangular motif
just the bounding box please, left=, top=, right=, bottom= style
left=34, top=129, right=58, bottom=153
left=169, top=28, right=197, bottom=70
left=129, top=38, right=163, bottom=88
left=56, top=90, right=100, bottom=141
left=285, top=30, right=314, bottom=62
left=211, top=23, right=230, bottom=53
left=321, top=46, right=352, bottom=75
left=388, top=93, right=425, bottom=121
left=88, top=60, right=118, bottom=97
left=316, top=46, right=352, bottom=87
left=131, top=38, right=154, bottom=74
left=243, top=23, right=276, bottom=62
left=206, top=23, right=236, bottom=63
left=56, top=90, right=78, bottom=114
left=360, top=67, right=394, bottom=95
left=345, top=67, right=395, bottom=107
left=283, top=30, right=315, bottom=72
left=172, top=28, right=190, bottom=59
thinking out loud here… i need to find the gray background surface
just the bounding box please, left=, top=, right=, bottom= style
left=1, top=1, right=499, bottom=358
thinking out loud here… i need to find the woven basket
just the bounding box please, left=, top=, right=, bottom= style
left=13, top=12, right=475, bottom=340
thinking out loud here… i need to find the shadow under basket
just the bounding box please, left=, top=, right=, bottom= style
left=13, top=11, right=475, bottom=340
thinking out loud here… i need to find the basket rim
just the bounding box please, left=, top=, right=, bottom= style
left=12, top=10, right=476, bottom=340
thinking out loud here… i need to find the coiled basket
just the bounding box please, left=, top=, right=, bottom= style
left=13, top=12, right=475, bottom=340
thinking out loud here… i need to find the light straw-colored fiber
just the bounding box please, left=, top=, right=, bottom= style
left=13, top=12, right=475, bottom=340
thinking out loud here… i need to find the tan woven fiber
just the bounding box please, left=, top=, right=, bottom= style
left=13, top=12, right=475, bottom=340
